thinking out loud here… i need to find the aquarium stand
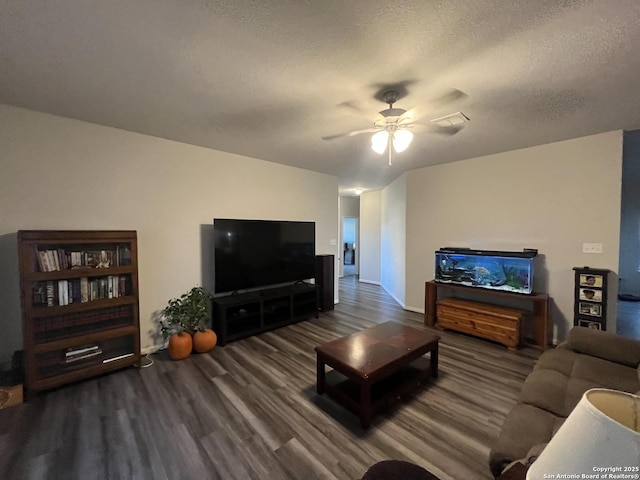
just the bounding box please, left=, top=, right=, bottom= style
left=436, top=297, right=524, bottom=350
left=424, top=280, right=551, bottom=350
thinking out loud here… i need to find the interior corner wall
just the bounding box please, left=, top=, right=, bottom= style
left=405, top=131, right=623, bottom=341
left=0, top=105, right=339, bottom=366
left=359, top=191, right=381, bottom=284
left=381, top=174, right=407, bottom=307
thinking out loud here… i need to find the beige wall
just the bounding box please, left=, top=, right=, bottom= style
left=381, top=174, right=407, bottom=307
left=405, top=131, right=623, bottom=340
left=359, top=191, right=381, bottom=285
left=0, top=105, right=339, bottom=365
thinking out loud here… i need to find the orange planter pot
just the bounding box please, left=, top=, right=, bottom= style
left=168, top=332, right=193, bottom=360
left=193, top=329, right=217, bottom=353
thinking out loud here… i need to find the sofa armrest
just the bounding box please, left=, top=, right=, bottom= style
left=567, top=327, right=640, bottom=368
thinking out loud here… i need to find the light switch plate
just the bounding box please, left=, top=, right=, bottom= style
left=582, top=243, right=603, bottom=254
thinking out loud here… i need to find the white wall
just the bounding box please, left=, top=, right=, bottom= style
left=0, top=105, right=339, bottom=365
left=381, top=174, right=407, bottom=307
left=405, top=131, right=623, bottom=340
left=619, top=130, right=640, bottom=295
left=359, top=191, right=381, bottom=284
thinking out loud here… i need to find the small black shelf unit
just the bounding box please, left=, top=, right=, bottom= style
left=572, top=266, right=611, bottom=331
left=212, top=283, right=319, bottom=346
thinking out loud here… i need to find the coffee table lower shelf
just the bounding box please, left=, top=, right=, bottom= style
left=321, top=356, right=433, bottom=428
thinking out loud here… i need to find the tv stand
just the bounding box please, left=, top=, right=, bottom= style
left=424, top=280, right=551, bottom=350
left=213, top=283, right=319, bottom=346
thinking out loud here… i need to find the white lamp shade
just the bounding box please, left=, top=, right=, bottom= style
left=392, top=129, right=413, bottom=152
left=526, top=389, right=640, bottom=479
left=371, top=130, right=388, bottom=154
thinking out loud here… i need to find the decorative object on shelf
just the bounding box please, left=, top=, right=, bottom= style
left=526, top=389, right=639, bottom=479
left=193, top=328, right=217, bottom=353
left=167, top=332, right=193, bottom=361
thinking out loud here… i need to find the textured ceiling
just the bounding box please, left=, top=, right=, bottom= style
left=2, top=1, right=640, bottom=194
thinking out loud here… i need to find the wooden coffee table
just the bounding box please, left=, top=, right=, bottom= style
left=315, top=321, right=440, bottom=428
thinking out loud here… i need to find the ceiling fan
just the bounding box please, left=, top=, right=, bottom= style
left=323, top=88, right=468, bottom=166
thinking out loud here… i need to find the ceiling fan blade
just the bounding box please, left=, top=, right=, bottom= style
left=400, top=89, right=468, bottom=123
left=428, top=88, right=468, bottom=109
left=321, top=127, right=379, bottom=141
left=407, top=121, right=465, bottom=136
left=337, top=100, right=368, bottom=114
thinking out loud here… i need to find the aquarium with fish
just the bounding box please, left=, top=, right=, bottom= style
left=434, top=247, right=538, bottom=295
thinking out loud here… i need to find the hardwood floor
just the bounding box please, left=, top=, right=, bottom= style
left=0, top=277, right=539, bottom=480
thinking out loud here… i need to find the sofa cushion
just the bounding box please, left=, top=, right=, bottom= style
left=520, top=351, right=639, bottom=417
left=519, top=369, right=570, bottom=417
left=489, top=404, right=563, bottom=477
left=567, top=327, right=640, bottom=367
left=570, top=354, right=640, bottom=392
left=532, top=347, right=576, bottom=376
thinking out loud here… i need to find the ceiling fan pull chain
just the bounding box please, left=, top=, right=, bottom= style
left=388, top=134, right=393, bottom=166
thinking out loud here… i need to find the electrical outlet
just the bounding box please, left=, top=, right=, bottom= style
left=582, top=243, right=603, bottom=254
left=329, top=239, right=337, bottom=246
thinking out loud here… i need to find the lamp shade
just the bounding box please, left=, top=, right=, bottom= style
left=371, top=130, right=388, bottom=154
left=392, top=129, right=413, bottom=152
left=526, top=389, right=640, bottom=480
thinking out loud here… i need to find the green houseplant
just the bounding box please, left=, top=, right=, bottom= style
left=160, top=286, right=214, bottom=359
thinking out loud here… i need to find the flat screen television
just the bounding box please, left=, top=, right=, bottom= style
left=213, top=218, right=316, bottom=294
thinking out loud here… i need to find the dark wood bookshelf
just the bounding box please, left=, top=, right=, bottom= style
left=18, top=230, right=141, bottom=393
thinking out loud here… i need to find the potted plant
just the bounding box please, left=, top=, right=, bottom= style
left=160, top=286, right=214, bottom=359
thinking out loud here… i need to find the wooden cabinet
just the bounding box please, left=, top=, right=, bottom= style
left=213, top=283, right=318, bottom=346
left=436, top=297, right=524, bottom=350
left=573, top=267, right=610, bottom=330
left=18, top=230, right=140, bottom=393
left=425, top=280, right=551, bottom=350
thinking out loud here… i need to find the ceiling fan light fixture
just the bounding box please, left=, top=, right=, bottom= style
left=371, top=130, right=389, bottom=154
left=392, top=130, right=413, bottom=152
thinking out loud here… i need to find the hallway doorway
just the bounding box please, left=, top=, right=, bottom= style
left=342, top=217, right=358, bottom=277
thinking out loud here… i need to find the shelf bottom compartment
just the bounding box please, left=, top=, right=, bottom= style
left=34, top=334, right=137, bottom=380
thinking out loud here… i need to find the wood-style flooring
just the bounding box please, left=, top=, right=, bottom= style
left=0, top=277, right=540, bottom=480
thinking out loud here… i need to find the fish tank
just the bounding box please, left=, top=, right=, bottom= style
left=435, top=247, right=538, bottom=295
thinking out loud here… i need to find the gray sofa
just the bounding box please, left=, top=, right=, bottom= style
left=489, top=326, right=640, bottom=477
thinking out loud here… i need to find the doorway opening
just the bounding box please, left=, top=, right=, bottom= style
left=343, top=217, right=358, bottom=277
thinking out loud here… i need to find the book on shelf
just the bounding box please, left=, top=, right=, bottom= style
left=80, top=277, right=89, bottom=303
left=66, top=344, right=100, bottom=357
left=65, top=349, right=102, bottom=363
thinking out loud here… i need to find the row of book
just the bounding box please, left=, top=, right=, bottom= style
left=35, top=245, right=132, bottom=272
left=32, top=276, right=130, bottom=307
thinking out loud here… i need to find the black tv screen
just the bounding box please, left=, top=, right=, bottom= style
left=213, top=219, right=316, bottom=294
